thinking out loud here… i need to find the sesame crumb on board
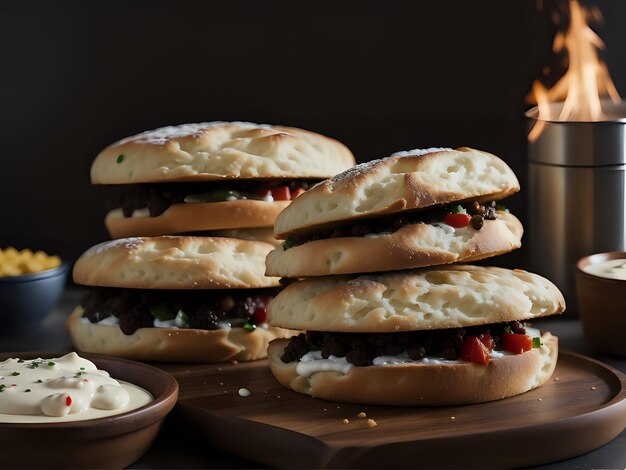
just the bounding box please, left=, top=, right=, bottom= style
left=367, top=419, right=378, bottom=428
left=450, top=416, right=456, bottom=420
left=591, top=386, right=597, bottom=390
left=342, top=419, right=349, bottom=424
left=357, top=411, right=367, bottom=419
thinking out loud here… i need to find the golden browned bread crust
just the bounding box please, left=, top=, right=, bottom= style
left=105, top=200, right=290, bottom=238
left=73, top=236, right=280, bottom=289
left=274, top=147, right=520, bottom=238
left=268, top=333, right=558, bottom=405
left=67, top=307, right=295, bottom=363
left=267, top=265, right=565, bottom=332
left=266, top=212, right=523, bottom=277
left=91, top=122, right=355, bottom=183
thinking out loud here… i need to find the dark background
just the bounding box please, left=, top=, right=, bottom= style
left=1, top=0, right=625, bottom=266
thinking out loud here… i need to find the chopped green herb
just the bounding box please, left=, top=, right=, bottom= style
left=450, top=204, right=467, bottom=215
left=80, top=367, right=85, bottom=370
left=17, top=359, right=24, bottom=363
left=11, top=372, right=20, bottom=376
left=175, top=310, right=189, bottom=328
left=532, top=337, right=542, bottom=348
left=150, top=302, right=174, bottom=321
left=243, top=322, right=256, bottom=332
left=24, top=389, right=31, bottom=393
left=47, top=361, right=55, bottom=367
left=116, top=154, right=124, bottom=163
left=495, top=204, right=509, bottom=213
left=282, top=239, right=295, bottom=251
left=184, top=190, right=243, bottom=204
left=0, top=384, right=6, bottom=392
left=36, top=379, right=43, bottom=383
left=503, top=325, right=513, bottom=334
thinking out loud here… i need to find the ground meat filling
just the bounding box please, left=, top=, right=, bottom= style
left=105, top=180, right=319, bottom=218
left=281, top=321, right=528, bottom=366
left=283, top=200, right=503, bottom=249
left=80, top=287, right=278, bottom=335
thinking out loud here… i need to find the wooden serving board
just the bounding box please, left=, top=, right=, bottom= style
left=160, top=351, right=626, bottom=468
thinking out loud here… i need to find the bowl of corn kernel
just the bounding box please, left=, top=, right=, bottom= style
left=0, top=247, right=69, bottom=331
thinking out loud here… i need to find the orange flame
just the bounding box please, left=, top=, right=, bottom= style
left=528, top=0, right=620, bottom=140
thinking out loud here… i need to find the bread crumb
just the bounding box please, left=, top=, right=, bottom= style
left=367, top=419, right=377, bottom=428
left=537, top=398, right=543, bottom=402
left=342, top=418, right=349, bottom=424
left=337, top=406, right=341, bottom=409
left=553, top=377, right=559, bottom=381
left=219, top=382, right=224, bottom=386
left=238, top=388, right=250, bottom=397
left=224, top=390, right=228, bottom=394
left=323, top=408, right=327, bottom=412
left=231, top=360, right=239, bottom=365
left=450, top=416, right=456, bottom=420
left=217, top=367, right=222, bottom=371
left=277, top=395, right=281, bottom=399
left=357, top=411, right=367, bottom=419
left=591, top=386, right=597, bottom=390
left=264, top=390, right=268, bottom=394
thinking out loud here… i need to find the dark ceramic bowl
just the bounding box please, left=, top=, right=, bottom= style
left=0, top=263, right=70, bottom=331
left=0, top=351, right=178, bottom=469
left=576, top=252, right=626, bottom=356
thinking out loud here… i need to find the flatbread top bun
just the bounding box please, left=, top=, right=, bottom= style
left=73, top=236, right=280, bottom=289
left=268, top=265, right=565, bottom=332
left=274, top=147, right=520, bottom=238
left=91, top=121, right=355, bottom=184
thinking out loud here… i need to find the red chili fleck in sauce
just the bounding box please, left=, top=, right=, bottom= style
left=65, top=395, right=72, bottom=407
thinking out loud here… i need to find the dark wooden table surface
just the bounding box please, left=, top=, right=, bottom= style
left=2, top=288, right=625, bottom=469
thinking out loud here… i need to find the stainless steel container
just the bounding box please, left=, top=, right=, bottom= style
left=526, top=102, right=626, bottom=313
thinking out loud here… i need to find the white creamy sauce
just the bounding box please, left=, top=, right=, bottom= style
left=583, top=259, right=626, bottom=281
left=0, top=353, right=153, bottom=423
left=98, top=316, right=120, bottom=326
left=391, top=147, right=453, bottom=157
left=131, top=208, right=150, bottom=218
left=153, top=318, right=177, bottom=328
left=295, top=327, right=541, bottom=377
left=430, top=222, right=455, bottom=234
left=363, top=231, right=394, bottom=239
left=296, top=351, right=353, bottom=377
left=87, top=314, right=264, bottom=332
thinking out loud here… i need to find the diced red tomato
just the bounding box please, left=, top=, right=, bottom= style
left=291, top=187, right=306, bottom=199
left=502, top=333, right=533, bottom=354
left=443, top=213, right=471, bottom=228
left=459, top=336, right=490, bottom=365
left=479, top=333, right=495, bottom=351
left=251, top=306, right=267, bottom=324
left=271, top=186, right=291, bottom=201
